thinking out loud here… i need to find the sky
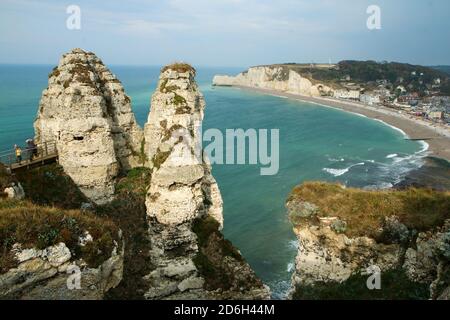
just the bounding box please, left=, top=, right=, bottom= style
left=1, top=0, right=450, bottom=68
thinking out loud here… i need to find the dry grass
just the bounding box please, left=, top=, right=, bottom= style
left=0, top=199, right=120, bottom=272
left=288, top=182, right=450, bottom=238
left=15, top=164, right=88, bottom=209
left=161, top=62, right=196, bottom=75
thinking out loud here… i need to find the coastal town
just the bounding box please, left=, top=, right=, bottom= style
left=331, top=69, right=450, bottom=127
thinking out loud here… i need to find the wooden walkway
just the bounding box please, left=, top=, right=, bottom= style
left=0, top=141, right=58, bottom=172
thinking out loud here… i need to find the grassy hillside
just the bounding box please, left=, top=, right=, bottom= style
left=288, top=182, right=450, bottom=238
left=0, top=199, right=120, bottom=272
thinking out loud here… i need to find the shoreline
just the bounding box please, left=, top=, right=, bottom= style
left=231, top=85, right=450, bottom=163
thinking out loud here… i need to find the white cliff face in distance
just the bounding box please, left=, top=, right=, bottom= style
left=213, top=65, right=333, bottom=97
left=34, top=48, right=143, bottom=204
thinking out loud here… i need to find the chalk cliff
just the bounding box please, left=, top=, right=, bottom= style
left=213, top=65, right=333, bottom=97
left=34, top=48, right=143, bottom=204
left=143, top=64, right=269, bottom=299
left=287, top=182, right=450, bottom=300
left=3, top=53, right=269, bottom=300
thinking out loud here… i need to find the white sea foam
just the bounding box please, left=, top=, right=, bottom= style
left=373, top=118, right=408, bottom=137
left=323, top=168, right=349, bottom=177
left=386, top=154, right=398, bottom=159
left=328, top=157, right=345, bottom=162
left=270, top=280, right=291, bottom=300
left=270, top=94, right=288, bottom=99
left=287, top=240, right=298, bottom=250
left=323, top=162, right=365, bottom=177
left=364, top=182, right=394, bottom=190
left=417, top=140, right=430, bottom=154
left=287, top=262, right=295, bottom=273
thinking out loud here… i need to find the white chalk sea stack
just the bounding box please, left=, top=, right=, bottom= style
left=34, top=48, right=143, bottom=204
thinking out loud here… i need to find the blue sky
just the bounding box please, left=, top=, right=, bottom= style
left=1, top=0, right=449, bottom=67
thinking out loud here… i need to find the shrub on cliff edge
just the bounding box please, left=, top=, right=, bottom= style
left=0, top=199, right=120, bottom=273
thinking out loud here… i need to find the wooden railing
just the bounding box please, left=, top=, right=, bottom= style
left=0, top=141, right=58, bottom=171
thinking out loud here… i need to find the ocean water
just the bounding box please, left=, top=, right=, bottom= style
left=0, top=65, right=425, bottom=298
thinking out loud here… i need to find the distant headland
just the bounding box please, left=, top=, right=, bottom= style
left=213, top=61, right=450, bottom=161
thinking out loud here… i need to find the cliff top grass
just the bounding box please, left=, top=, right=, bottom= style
left=99, top=167, right=152, bottom=299
left=161, top=63, right=196, bottom=75
left=0, top=199, right=120, bottom=272
left=15, top=163, right=88, bottom=209
left=288, top=182, right=450, bottom=238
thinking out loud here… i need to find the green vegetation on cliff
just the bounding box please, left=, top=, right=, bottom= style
left=288, top=182, right=450, bottom=238
left=192, top=215, right=264, bottom=293
left=292, top=269, right=429, bottom=300
left=0, top=199, right=120, bottom=272
left=15, top=164, right=88, bottom=209
left=270, top=60, right=450, bottom=95
left=161, top=62, right=196, bottom=75
left=100, top=167, right=153, bottom=299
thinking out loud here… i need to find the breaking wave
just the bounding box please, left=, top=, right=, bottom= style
left=323, top=162, right=365, bottom=177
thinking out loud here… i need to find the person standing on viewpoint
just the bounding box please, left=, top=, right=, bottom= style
left=14, top=144, right=22, bottom=164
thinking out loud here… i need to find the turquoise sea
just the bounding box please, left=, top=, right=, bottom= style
left=0, top=65, right=426, bottom=298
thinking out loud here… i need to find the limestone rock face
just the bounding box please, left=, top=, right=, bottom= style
left=143, top=65, right=268, bottom=300
left=34, top=48, right=143, bottom=204
left=144, top=66, right=221, bottom=227
left=403, top=221, right=450, bottom=299
left=143, top=66, right=220, bottom=299
left=3, top=182, right=25, bottom=200
left=213, top=66, right=333, bottom=97
left=0, top=241, right=124, bottom=300
left=289, top=217, right=403, bottom=289
left=287, top=199, right=450, bottom=300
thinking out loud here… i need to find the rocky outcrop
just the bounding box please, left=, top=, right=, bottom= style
left=0, top=241, right=123, bottom=300
left=143, top=64, right=269, bottom=299
left=286, top=183, right=450, bottom=300
left=213, top=66, right=333, bottom=97
left=34, top=48, right=143, bottom=204
left=289, top=217, right=403, bottom=288
left=3, top=182, right=25, bottom=200
left=144, top=65, right=222, bottom=227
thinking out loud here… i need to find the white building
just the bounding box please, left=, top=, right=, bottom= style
left=333, top=89, right=360, bottom=100
left=360, top=94, right=381, bottom=106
